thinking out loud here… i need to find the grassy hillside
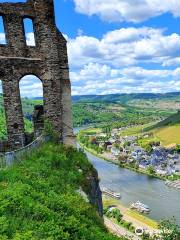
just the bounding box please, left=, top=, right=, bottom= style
left=0, top=143, right=120, bottom=240
left=121, top=112, right=180, bottom=147
left=148, top=111, right=180, bottom=130
left=153, top=125, right=180, bottom=147
left=145, top=111, right=180, bottom=147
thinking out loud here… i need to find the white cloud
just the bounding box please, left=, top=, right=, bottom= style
left=68, top=27, right=180, bottom=68
left=0, top=33, right=6, bottom=44
left=1, top=26, right=179, bottom=96
left=25, top=32, right=36, bottom=46
left=70, top=63, right=180, bottom=95
left=73, top=0, right=180, bottom=23
left=19, top=75, right=43, bottom=98
left=0, top=75, right=43, bottom=98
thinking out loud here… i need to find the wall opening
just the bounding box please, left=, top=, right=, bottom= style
left=0, top=16, right=6, bottom=45
left=0, top=80, right=8, bottom=152
left=19, top=75, right=44, bottom=138
left=23, top=18, right=36, bottom=46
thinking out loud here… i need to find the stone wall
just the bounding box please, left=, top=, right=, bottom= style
left=0, top=0, right=75, bottom=149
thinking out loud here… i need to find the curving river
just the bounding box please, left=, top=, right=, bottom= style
left=74, top=128, right=180, bottom=224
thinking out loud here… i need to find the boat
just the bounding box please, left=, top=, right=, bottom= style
left=101, top=187, right=121, bottom=199
left=165, top=180, right=180, bottom=190
left=130, top=201, right=150, bottom=213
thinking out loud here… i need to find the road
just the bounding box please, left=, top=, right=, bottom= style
left=104, top=217, right=141, bottom=240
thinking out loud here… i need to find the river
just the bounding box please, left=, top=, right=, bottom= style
left=74, top=128, right=180, bottom=224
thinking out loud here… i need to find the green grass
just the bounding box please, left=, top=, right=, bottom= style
left=0, top=143, right=120, bottom=240
left=120, top=123, right=154, bottom=136
left=126, top=210, right=159, bottom=229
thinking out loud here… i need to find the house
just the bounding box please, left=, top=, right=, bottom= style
left=111, top=147, right=120, bottom=156
left=155, top=168, right=168, bottom=176
left=104, top=141, right=113, bottom=150
left=173, top=165, right=180, bottom=175
left=139, top=163, right=147, bottom=170
left=107, top=145, right=113, bottom=151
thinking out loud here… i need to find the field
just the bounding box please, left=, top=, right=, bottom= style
left=120, top=124, right=180, bottom=148
left=120, top=123, right=155, bottom=136
left=118, top=111, right=180, bottom=148
left=153, top=125, right=180, bottom=147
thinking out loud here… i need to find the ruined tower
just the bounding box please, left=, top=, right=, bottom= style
left=0, top=0, right=74, bottom=148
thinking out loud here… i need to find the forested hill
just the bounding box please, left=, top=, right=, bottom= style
left=32, top=92, right=180, bottom=104
left=72, top=92, right=180, bottom=103
left=0, top=92, right=179, bottom=138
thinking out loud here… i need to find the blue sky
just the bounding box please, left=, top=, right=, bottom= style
left=0, top=0, right=180, bottom=96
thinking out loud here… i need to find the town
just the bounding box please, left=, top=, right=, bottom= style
left=79, top=126, right=180, bottom=180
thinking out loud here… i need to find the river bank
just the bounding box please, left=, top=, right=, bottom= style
left=103, top=196, right=159, bottom=236
left=75, top=127, right=180, bottom=225
left=82, top=147, right=180, bottom=225
left=78, top=138, right=166, bottom=181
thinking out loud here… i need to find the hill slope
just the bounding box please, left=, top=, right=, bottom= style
left=153, top=125, right=180, bottom=147
left=144, top=111, right=180, bottom=147
left=146, top=111, right=180, bottom=131
left=0, top=143, right=120, bottom=240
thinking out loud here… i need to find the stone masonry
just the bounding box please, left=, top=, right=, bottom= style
left=0, top=0, right=75, bottom=149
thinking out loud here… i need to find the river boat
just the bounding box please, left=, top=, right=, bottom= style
left=165, top=180, right=180, bottom=190
left=101, top=187, right=121, bottom=199
left=130, top=201, right=150, bottom=213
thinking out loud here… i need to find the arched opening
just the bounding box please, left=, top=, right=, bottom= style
left=0, top=16, right=6, bottom=45
left=0, top=80, right=8, bottom=152
left=23, top=18, right=36, bottom=46
left=19, top=75, right=44, bottom=140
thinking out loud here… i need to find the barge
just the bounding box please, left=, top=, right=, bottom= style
left=101, top=187, right=121, bottom=199
left=165, top=180, right=180, bottom=190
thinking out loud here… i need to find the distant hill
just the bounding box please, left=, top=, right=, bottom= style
left=30, top=92, right=180, bottom=104
left=72, top=92, right=180, bottom=103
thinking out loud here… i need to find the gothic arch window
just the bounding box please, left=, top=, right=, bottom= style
left=19, top=75, right=43, bottom=135
left=23, top=18, right=36, bottom=46
left=0, top=16, right=6, bottom=45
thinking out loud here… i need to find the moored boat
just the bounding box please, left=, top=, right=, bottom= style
left=130, top=201, right=150, bottom=213
left=165, top=180, right=180, bottom=190
left=101, top=187, right=121, bottom=199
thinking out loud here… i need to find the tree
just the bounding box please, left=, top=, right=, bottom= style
left=155, top=219, right=180, bottom=240
left=147, top=166, right=155, bottom=175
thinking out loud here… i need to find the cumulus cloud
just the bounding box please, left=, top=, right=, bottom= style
left=73, top=0, right=180, bottom=23
left=0, top=75, right=43, bottom=98
left=25, top=32, right=36, bottom=46
left=0, top=33, right=6, bottom=44
left=70, top=64, right=180, bottom=95
left=19, top=75, right=43, bottom=98
left=68, top=27, right=180, bottom=68
left=1, top=25, right=179, bottom=96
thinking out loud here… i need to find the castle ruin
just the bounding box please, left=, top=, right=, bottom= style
left=0, top=0, right=74, bottom=149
